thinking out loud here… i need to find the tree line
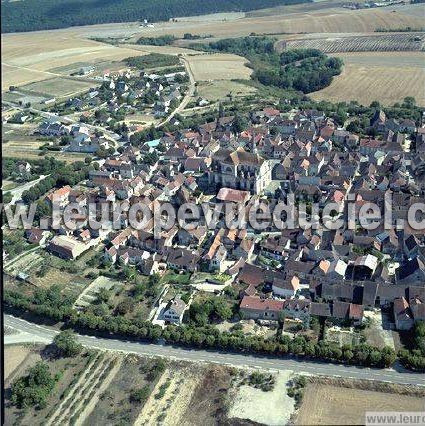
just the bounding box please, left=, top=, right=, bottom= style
left=398, top=321, right=425, bottom=371
left=2, top=0, right=310, bottom=33
left=136, top=35, right=176, bottom=46
left=6, top=288, right=420, bottom=371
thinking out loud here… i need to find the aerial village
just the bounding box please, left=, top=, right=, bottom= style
left=3, top=61, right=425, bottom=346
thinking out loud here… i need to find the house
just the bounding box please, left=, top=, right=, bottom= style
left=283, top=299, right=311, bottom=323
left=352, top=254, right=379, bottom=280
left=162, top=297, right=187, bottom=324
left=16, top=161, right=31, bottom=175
left=166, top=247, right=200, bottom=272
left=318, top=259, right=347, bottom=280
left=46, top=185, right=72, bottom=208
left=396, top=257, right=425, bottom=284
left=69, top=135, right=109, bottom=153
left=216, top=187, right=250, bottom=204
left=332, top=301, right=364, bottom=325
left=393, top=297, right=414, bottom=330
left=37, top=121, right=69, bottom=136
left=238, top=263, right=265, bottom=287
left=209, top=245, right=228, bottom=273
left=410, top=296, right=425, bottom=323
left=310, top=302, right=332, bottom=318
left=272, top=276, right=300, bottom=298
left=48, top=235, right=91, bottom=260
left=398, top=119, right=416, bottom=134
left=25, top=228, right=49, bottom=246
left=139, top=254, right=164, bottom=276
left=175, top=227, right=207, bottom=248
left=197, top=97, right=209, bottom=107
left=9, top=112, right=30, bottom=124
left=370, top=110, right=386, bottom=133
left=239, top=296, right=284, bottom=320
left=260, top=234, right=290, bottom=261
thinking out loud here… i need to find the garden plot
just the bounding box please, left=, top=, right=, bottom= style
left=362, top=310, right=395, bottom=350
left=73, top=276, right=121, bottom=309
left=326, top=326, right=361, bottom=347
left=20, top=77, right=94, bottom=99
left=5, top=250, right=44, bottom=276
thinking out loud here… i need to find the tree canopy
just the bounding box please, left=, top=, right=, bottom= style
left=11, top=362, right=57, bottom=409
left=53, top=330, right=83, bottom=357
left=194, top=36, right=343, bottom=94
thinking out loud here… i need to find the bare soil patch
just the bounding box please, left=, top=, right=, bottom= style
left=4, top=345, right=34, bottom=382
left=228, top=370, right=295, bottom=426
left=182, top=365, right=234, bottom=425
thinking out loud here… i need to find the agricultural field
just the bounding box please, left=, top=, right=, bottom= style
left=278, top=33, right=425, bottom=53
left=295, top=381, right=425, bottom=425
left=186, top=53, right=252, bottom=81
left=1, top=32, right=146, bottom=90
left=118, top=42, right=201, bottom=56
left=125, top=3, right=425, bottom=40
left=2, top=125, right=88, bottom=163
left=197, top=79, right=256, bottom=101
left=2, top=140, right=88, bottom=163
left=19, top=77, right=94, bottom=99
left=4, top=345, right=122, bottom=426
left=3, top=1, right=423, bottom=91
left=310, top=51, right=425, bottom=106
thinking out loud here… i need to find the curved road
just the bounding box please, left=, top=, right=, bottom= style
left=156, top=55, right=196, bottom=128
left=4, top=315, right=424, bottom=386
left=5, top=174, right=49, bottom=205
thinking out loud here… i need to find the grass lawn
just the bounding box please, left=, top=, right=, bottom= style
left=160, top=270, right=191, bottom=285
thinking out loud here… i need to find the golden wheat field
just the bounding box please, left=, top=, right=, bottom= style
left=311, top=51, right=425, bottom=106
left=296, top=384, right=424, bottom=425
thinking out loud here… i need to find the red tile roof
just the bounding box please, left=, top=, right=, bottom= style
left=238, top=263, right=265, bottom=287
left=240, top=296, right=284, bottom=312
left=217, top=188, right=250, bottom=203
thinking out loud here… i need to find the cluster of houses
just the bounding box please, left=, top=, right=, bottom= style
left=37, top=120, right=110, bottom=153
left=33, top=66, right=189, bottom=152
left=22, top=106, right=425, bottom=330
left=60, top=67, right=186, bottom=119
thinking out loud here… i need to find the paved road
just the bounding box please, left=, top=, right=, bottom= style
left=156, top=56, right=196, bottom=128
left=4, top=315, right=424, bottom=386
left=5, top=174, right=49, bottom=205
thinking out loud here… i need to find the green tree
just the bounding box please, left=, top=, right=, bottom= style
left=97, top=287, right=111, bottom=303
left=11, top=361, right=56, bottom=409
left=53, top=330, right=83, bottom=357
left=130, top=385, right=150, bottom=403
